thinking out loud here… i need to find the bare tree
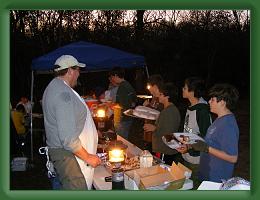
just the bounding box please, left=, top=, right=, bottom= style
left=135, top=10, right=145, bottom=42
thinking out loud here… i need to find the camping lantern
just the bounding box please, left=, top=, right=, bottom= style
left=109, top=148, right=125, bottom=163
left=94, top=107, right=108, bottom=132
left=107, top=141, right=127, bottom=190
left=107, top=141, right=127, bottom=164
left=96, top=108, right=106, bottom=118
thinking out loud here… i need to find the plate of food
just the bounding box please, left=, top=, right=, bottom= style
left=162, top=136, right=182, bottom=149
left=132, top=106, right=160, bottom=120
left=123, top=109, right=140, bottom=118
left=124, top=106, right=160, bottom=120
left=173, top=132, right=204, bottom=144
left=137, top=95, right=153, bottom=99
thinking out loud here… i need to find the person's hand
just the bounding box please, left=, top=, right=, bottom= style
left=191, top=140, right=209, bottom=153
left=176, top=145, right=189, bottom=154
left=86, top=154, right=102, bottom=168
left=143, top=100, right=150, bottom=106
left=143, top=123, right=156, bottom=133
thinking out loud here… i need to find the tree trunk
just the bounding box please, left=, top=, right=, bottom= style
left=135, top=10, right=145, bottom=42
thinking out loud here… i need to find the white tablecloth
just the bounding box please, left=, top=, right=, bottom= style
left=93, top=135, right=193, bottom=190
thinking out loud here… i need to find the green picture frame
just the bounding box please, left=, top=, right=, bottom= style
left=0, top=0, right=257, bottom=199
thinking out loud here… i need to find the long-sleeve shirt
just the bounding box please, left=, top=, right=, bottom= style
left=152, top=103, right=181, bottom=155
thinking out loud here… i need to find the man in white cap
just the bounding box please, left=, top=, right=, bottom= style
left=42, top=55, right=101, bottom=190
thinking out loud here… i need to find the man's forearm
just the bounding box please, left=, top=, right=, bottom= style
left=73, top=146, right=91, bottom=163
left=73, top=146, right=101, bottom=168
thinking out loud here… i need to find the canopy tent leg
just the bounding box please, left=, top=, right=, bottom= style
left=144, top=65, right=149, bottom=78
left=30, top=70, right=34, bottom=162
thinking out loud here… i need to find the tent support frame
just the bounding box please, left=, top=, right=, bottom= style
left=144, top=64, right=149, bottom=78
left=30, top=70, right=34, bottom=162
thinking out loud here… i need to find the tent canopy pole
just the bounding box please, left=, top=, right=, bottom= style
left=30, top=70, right=34, bottom=162
left=145, top=64, right=149, bottom=78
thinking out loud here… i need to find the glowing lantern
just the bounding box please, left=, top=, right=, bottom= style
left=109, top=148, right=125, bottom=163
left=97, top=108, right=106, bottom=118
left=107, top=141, right=127, bottom=163
left=107, top=140, right=127, bottom=190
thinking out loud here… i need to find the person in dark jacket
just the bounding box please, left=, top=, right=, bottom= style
left=109, top=67, right=137, bottom=139
left=177, top=77, right=212, bottom=164
left=176, top=77, right=212, bottom=189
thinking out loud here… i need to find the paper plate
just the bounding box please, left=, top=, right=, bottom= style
left=137, top=95, right=153, bottom=99
left=123, top=109, right=139, bottom=118
left=173, top=132, right=204, bottom=144
left=162, top=136, right=182, bottom=149
left=123, top=109, right=157, bottom=120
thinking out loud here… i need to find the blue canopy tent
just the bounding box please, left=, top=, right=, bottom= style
left=29, top=41, right=148, bottom=161
left=32, top=41, right=147, bottom=72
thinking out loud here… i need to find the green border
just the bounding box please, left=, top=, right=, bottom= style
left=1, top=0, right=258, bottom=199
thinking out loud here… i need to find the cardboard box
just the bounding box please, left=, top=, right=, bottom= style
left=175, top=162, right=192, bottom=179
left=124, top=162, right=191, bottom=190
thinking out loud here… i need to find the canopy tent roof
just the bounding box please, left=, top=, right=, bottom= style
left=31, top=41, right=146, bottom=72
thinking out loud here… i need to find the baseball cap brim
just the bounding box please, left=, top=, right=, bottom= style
left=77, top=63, right=86, bottom=68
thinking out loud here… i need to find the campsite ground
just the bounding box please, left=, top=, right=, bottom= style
left=10, top=98, right=250, bottom=190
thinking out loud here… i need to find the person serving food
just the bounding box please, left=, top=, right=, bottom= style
left=42, top=55, right=101, bottom=190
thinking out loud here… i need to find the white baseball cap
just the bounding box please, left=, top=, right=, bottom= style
left=54, top=55, right=86, bottom=71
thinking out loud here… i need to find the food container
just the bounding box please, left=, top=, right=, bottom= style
left=124, top=162, right=191, bottom=190
left=139, top=150, right=153, bottom=168
left=84, top=99, right=99, bottom=109
left=113, top=104, right=122, bottom=129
